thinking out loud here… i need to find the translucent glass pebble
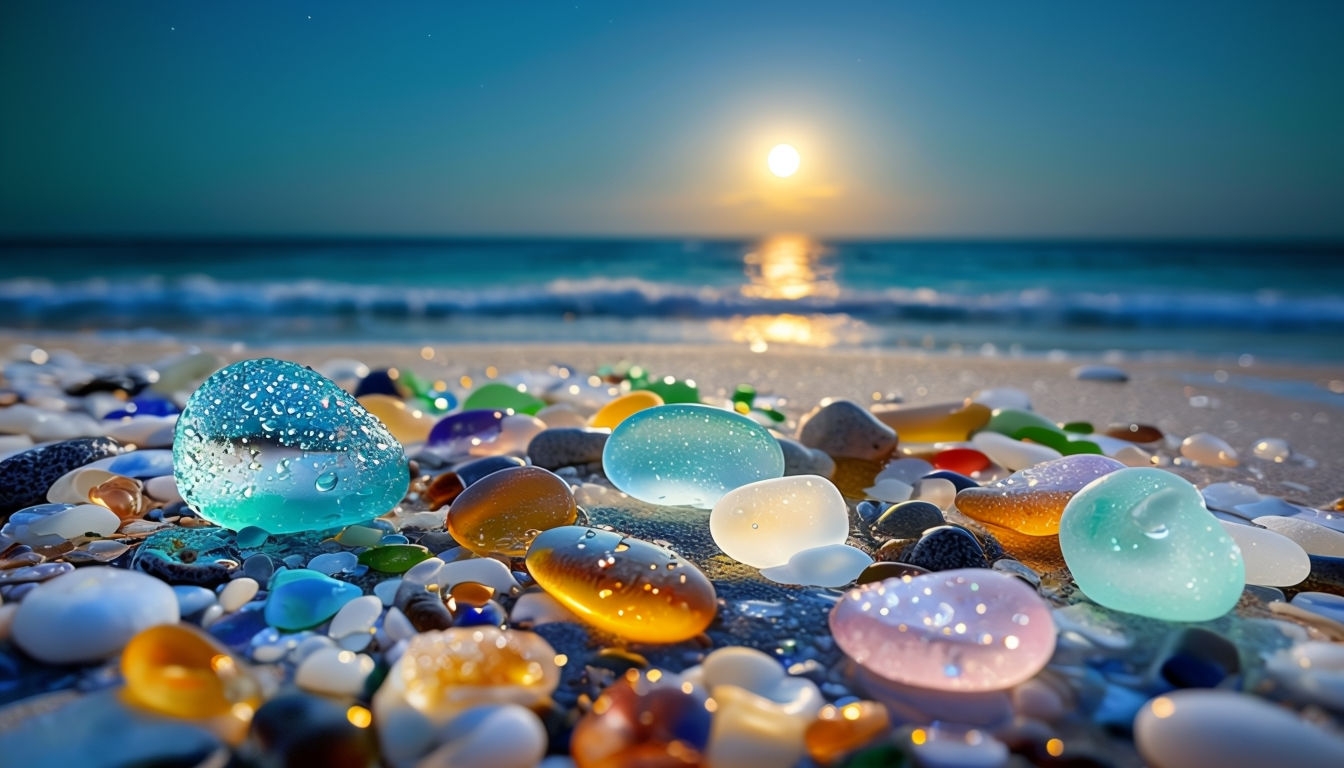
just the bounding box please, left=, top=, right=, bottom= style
left=602, top=404, right=784, bottom=508
left=589, top=390, right=664, bottom=429
left=447, top=465, right=577, bottom=557
left=526, top=525, right=717, bottom=643
left=710, top=475, right=850, bottom=568
left=870, top=400, right=991, bottom=443
left=1059, top=468, right=1245, bottom=621
left=1180, top=432, right=1239, bottom=467
left=829, top=569, right=1056, bottom=692
left=121, top=623, right=261, bottom=718
left=173, top=358, right=410, bottom=534
left=264, top=569, right=363, bottom=631
left=1218, top=520, right=1310, bottom=587
left=955, top=455, right=1125, bottom=536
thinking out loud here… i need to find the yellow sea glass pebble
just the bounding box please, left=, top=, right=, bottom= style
left=870, top=400, right=991, bottom=443
left=447, top=465, right=578, bottom=557
left=805, top=701, right=891, bottom=765
left=121, top=623, right=261, bottom=718
left=956, top=455, right=1125, bottom=536
left=526, top=526, right=717, bottom=643
left=590, top=390, right=664, bottom=430
left=358, top=394, right=434, bottom=444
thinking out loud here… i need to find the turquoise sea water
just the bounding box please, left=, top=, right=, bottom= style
left=1, top=237, right=1341, bottom=362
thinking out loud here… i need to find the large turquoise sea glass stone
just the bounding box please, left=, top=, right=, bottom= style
left=1059, top=467, right=1245, bottom=622
left=173, top=358, right=409, bottom=534
left=602, top=404, right=784, bottom=508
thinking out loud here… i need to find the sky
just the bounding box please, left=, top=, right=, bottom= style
left=2, top=1, right=1342, bottom=239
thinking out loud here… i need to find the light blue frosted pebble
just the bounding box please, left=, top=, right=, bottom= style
left=373, top=579, right=402, bottom=606
left=379, top=533, right=410, bottom=545
left=308, top=551, right=359, bottom=576
left=242, top=553, right=274, bottom=582
left=172, top=585, right=217, bottom=617
left=602, top=404, right=784, bottom=508
left=80, top=449, right=176, bottom=479
left=1291, top=592, right=1344, bottom=625
left=1060, top=468, right=1245, bottom=622
left=264, top=570, right=362, bottom=631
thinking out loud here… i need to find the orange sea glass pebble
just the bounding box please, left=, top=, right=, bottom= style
left=955, top=455, right=1125, bottom=536
left=571, top=669, right=713, bottom=768
left=932, top=447, right=991, bottom=476
left=526, top=526, right=717, bottom=643
left=804, top=701, right=891, bottom=765
left=447, top=465, right=577, bottom=557
left=90, top=474, right=145, bottom=520
left=121, top=623, right=261, bottom=719
left=870, top=400, right=991, bottom=444
left=358, top=394, right=434, bottom=444
left=590, top=390, right=665, bottom=430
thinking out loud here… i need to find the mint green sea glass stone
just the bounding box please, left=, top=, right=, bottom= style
left=461, top=382, right=546, bottom=415
left=1059, top=468, right=1245, bottom=621
left=264, top=569, right=362, bottom=630
left=173, top=358, right=410, bottom=534
left=984, top=408, right=1060, bottom=438
left=603, top=404, right=784, bottom=508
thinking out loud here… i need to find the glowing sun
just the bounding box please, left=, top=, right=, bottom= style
left=767, top=143, right=800, bottom=178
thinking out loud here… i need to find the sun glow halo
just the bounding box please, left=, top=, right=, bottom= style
left=767, top=144, right=800, bottom=178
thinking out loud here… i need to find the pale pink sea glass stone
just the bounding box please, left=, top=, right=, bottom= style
left=829, top=569, right=1056, bottom=692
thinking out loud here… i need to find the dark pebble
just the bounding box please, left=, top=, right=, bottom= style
left=527, top=428, right=608, bottom=470
left=395, top=580, right=454, bottom=632
left=1156, top=626, right=1240, bottom=689
left=900, top=525, right=989, bottom=571
left=249, top=691, right=378, bottom=768
left=855, top=561, right=931, bottom=585
left=855, top=500, right=885, bottom=529
left=871, top=500, right=945, bottom=540
left=455, top=454, right=528, bottom=486
left=353, top=369, right=404, bottom=399
left=0, top=437, right=125, bottom=516
left=1103, top=423, right=1164, bottom=443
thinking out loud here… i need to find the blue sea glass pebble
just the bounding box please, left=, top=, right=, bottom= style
left=172, top=358, right=409, bottom=534
left=602, top=404, right=784, bottom=508
left=264, top=569, right=363, bottom=631
left=1059, top=468, right=1245, bottom=621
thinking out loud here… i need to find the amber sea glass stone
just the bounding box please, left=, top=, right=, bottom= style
left=526, top=526, right=717, bottom=643
left=121, top=623, right=260, bottom=718
left=447, top=465, right=577, bottom=557
left=870, top=400, right=991, bottom=443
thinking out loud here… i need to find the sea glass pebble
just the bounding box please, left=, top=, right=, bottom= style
left=1252, top=437, right=1293, bottom=462
left=264, top=569, right=363, bottom=631
left=12, top=566, right=179, bottom=664
left=955, top=455, right=1125, bottom=536
left=1180, top=432, right=1239, bottom=467
left=419, top=704, right=549, bottom=768
left=570, top=670, right=713, bottom=768
left=829, top=569, right=1056, bottom=692
left=759, top=543, right=873, bottom=587
left=710, top=475, right=849, bottom=568
left=173, top=358, right=410, bottom=534
left=870, top=400, right=991, bottom=443
left=1253, top=515, right=1344, bottom=557
left=121, top=623, right=260, bottom=718
left=1218, top=521, right=1310, bottom=587
left=971, top=431, right=1063, bottom=471
left=447, top=466, right=577, bottom=557
left=805, top=701, right=890, bottom=765
left=358, top=394, right=434, bottom=444
left=590, top=390, right=664, bottom=429
left=358, top=544, right=432, bottom=573
left=461, top=382, right=546, bottom=415
left=526, top=526, right=716, bottom=643
left=602, top=404, right=784, bottom=508
left=295, top=646, right=375, bottom=697
left=1059, top=468, right=1245, bottom=621
left=379, top=627, right=560, bottom=720
left=1135, top=690, right=1344, bottom=768
left=426, top=410, right=504, bottom=454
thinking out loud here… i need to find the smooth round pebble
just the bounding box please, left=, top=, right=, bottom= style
left=419, top=704, right=549, bottom=768
left=603, top=404, right=784, bottom=508
left=13, top=566, right=179, bottom=664
left=1219, top=520, right=1310, bottom=587
left=759, top=543, right=874, bottom=587
left=797, top=400, right=896, bottom=461
left=1252, top=437, right=1293, bottom=462
left=218, top=577, right=260, bottom=613
left=1179, top=432, right=1239, bottom=467
left=710, top=475, right=849, bottom=569
left=295, top=646, right=375, bottom=696
left=971, top=431, right=1063, bottom=471
left=526, top=428, right=608, bottom=470
left=830, top=569, right=1056, bottom=692
left=1253, top=515, right=1344, bottom=557
left=329, top=594, right=383, bottom=639
left=1135, top=689, right=1344, bottom=768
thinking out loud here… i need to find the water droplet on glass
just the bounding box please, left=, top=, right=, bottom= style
left=316, top=472, right=339, bottom=492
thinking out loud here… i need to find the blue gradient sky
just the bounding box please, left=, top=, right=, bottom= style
left=2, top=1, right=1341, bottom=238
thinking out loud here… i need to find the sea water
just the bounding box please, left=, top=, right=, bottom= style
left=1, top=237, right=1341, bottom=362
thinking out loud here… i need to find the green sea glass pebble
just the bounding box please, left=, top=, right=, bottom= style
left=173, top=358, right=410, bottom=534
left=983, top=408, right=1060, bottom=438
left=461, top=382, right=546, bottom=415
left=357, top=544, right=432, bottom=573
left=1059, top=468, right=1245, bottom=622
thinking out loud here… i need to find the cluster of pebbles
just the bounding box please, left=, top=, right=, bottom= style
left=0, top=344, right=1342, bottom=768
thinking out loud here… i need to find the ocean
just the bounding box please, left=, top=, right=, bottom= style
left=2, top=236, right=1341, bottom=363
